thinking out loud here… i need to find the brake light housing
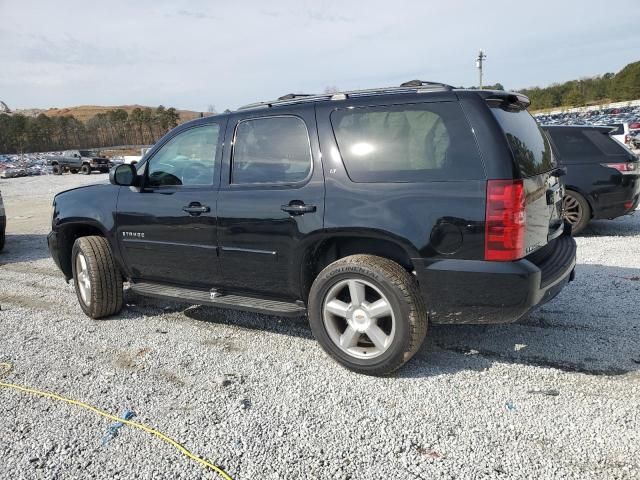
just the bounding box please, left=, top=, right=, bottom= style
left=601, top=162, right=638, bottom=175
left=485, top=179, right=526, bottom=261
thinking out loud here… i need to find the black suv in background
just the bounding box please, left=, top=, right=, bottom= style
left=48, top=82, right=576, bottom=375
left=543, top=125, right=640, bottom=234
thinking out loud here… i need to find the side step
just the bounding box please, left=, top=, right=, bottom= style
left=130, top=282, right=307, bottom=317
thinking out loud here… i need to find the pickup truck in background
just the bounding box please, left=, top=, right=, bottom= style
left=47, top=150, right=111, bottom=175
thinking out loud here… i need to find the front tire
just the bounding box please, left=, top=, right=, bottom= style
left=563, top=190, right=590, bottom=235
left=80, top=164, right=91, bottom=175
left=71, top=236, right=123, bottom=319
left=308, top=255, right=428, bottom=375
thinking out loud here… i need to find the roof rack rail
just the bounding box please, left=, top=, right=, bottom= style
left=277, top=93, right=313, bottom=101
left=237, top=82, right=455, bottom=110
left=399, top=80, right=454, bottom=90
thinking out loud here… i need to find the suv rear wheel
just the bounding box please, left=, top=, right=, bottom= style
left=563, top=190, right=590, bottom=235
left=308, top=254, right=428, bottom=375
left=80, top=164, right=91, bottom=175
left=72, top=236, right=123, bottom=319
left=52, top=164, right=63, bottom=175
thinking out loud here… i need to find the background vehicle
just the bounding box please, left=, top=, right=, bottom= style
left=0, top=190, right=5, bottom=252
left=607, top=122, right=632, bottom=147
left=543, top=125, right=640, bottom=234
left=48, top=83, right=576, bottom=375
left=47, top=150, right=110, bottom=175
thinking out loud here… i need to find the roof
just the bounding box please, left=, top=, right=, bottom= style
left=237, top=81, right=456, bottom=111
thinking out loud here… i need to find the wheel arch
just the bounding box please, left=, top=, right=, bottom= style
left=300, top=230, right=419, bottom=301
left=55, top=221, right=110, bottom=280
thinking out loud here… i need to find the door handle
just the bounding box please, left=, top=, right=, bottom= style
left=281, top=203, right=317, bottom=215
left=182, top=203, right=210, bottom=216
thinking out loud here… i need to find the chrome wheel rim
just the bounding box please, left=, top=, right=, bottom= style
left=322, top=278, right=396, bottom=359
left=75, top=252, right=91, bottom=306
left=562, top=194, right=582, bottom=226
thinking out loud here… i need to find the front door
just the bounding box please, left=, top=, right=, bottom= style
left=116, top=121, right=225, bottom=288
left=217, top=106, right=325, bottom=299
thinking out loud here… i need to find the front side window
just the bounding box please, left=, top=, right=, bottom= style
left=147, top=124, right=219, bottom=187
left=231, top=116, right=312, bottom=184
left=330, top=102, right=484, bottom=183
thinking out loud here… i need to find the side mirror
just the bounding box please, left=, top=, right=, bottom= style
left=110, top=163, right=137, bottom=186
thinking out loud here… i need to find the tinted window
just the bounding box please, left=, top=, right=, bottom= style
left=491, top=108, right=554, bottom=177
left=546, top=128, right=632, bottom=162
left=147, top=124, right=219, bottom=187
left=232, top=116, right=312, bottom=184
left=330, top=102, right=484, bottom=183
left=608, top=123, right=624, bottom=135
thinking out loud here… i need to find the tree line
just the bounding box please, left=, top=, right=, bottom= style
left=0, top=106, right=182, bottom=154
left=520, top=61, right=640, bottom=111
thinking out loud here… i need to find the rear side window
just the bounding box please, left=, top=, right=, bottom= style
left=491, top=109, right=555, bottom=177
left=232, top=116, right=312, bottom=184
left=546, top=128, right=631, bottom=162
left=330, top=102, right=484, bottom=183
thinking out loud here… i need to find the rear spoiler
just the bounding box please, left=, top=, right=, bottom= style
left=483, top=92, right=531, bottom=112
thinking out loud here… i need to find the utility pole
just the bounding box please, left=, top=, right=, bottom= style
left=476, top=49, right=487, bottom=89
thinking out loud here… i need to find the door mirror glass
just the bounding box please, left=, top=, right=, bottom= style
left=110, top=164, right=136, bottom=186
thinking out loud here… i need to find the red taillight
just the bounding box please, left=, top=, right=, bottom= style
left=601, top=162, right=638, bottom=174
left=485, top=179, right=526, bottom=261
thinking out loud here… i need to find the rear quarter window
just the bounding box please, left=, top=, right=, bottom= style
left=491, top=108, right=555, bottom=177
left=330, top=102, right=484, bottom=183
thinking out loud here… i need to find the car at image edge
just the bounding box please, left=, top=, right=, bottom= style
left=543, top=125, right=640, bottom=234
left=47, top=82, right=577, bottom=375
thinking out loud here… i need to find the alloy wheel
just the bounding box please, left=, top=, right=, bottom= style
left=75, top=252, right=92, bottom=305
left=322, top=278, right=396, bottom=359
left=563, top=194, right=582, bottom=227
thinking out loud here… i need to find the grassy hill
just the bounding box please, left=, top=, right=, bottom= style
left=14, top=104, right=203, bottom=123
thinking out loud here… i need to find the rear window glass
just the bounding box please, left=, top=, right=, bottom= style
left=330, top=102, right=484, bottom=183
left=607, top=123, right=624, bottom=135
left=546, top=128, right=630, bottom=162
left=491, top=109, right=555, bottom=177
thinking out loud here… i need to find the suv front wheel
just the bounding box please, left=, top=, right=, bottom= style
left=308, top=255, right=428, bottom=375
left=72, top=236, right=123, bottom=319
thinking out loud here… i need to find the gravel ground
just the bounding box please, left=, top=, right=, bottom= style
left=0, top=174, right=638, bottom=480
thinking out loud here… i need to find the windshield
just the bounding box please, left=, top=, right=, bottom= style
left=491, top=108, right=555, bottom=177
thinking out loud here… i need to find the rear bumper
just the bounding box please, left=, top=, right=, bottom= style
left=413, top=232, right=577, bottom=324
left=591, top=177, right=640, bottom=219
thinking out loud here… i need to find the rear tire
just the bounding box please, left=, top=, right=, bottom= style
left=0, top=228, right=5, bottom=252
left=52, top=164, right=63, bottom=175
left=563, top=190, right=590, bottom=235
left=71, top=236, right=123, bottom=319
left=80, top=164, right=91, bottom=175
left=308, top=254, right=428, bottom=375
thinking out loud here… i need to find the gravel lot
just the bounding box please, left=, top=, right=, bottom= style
left=0, top=174, right=638, bottom=480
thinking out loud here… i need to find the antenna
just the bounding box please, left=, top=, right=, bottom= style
left=476, top=49, right=487, bottom=89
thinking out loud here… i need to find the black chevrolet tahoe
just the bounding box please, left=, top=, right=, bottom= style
left=48, top=82, right=577, bottom=375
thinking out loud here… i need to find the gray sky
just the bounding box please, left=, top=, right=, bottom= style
left=1, top=0, right=639, bottom=112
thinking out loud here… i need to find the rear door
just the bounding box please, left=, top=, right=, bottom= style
left=490, top=108, right=563, bottom=254
left=216, top=104, right=324, bottom=300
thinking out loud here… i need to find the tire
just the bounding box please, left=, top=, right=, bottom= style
left=308, top=254, right=428, bottom=375
left=563, top=190, right=591, bottom=235
left=0, top=227, right=4, bottom=252
left=52, top=164, right=63, bottom=175
left=70, top=169, right=79, bottom=174
left=71, top=236, right=123, bottom=319
left=80, top=164, right=91, bottom=175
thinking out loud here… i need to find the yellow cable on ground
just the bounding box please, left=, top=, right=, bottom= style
left=0, top=363, right=233, bottom=480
